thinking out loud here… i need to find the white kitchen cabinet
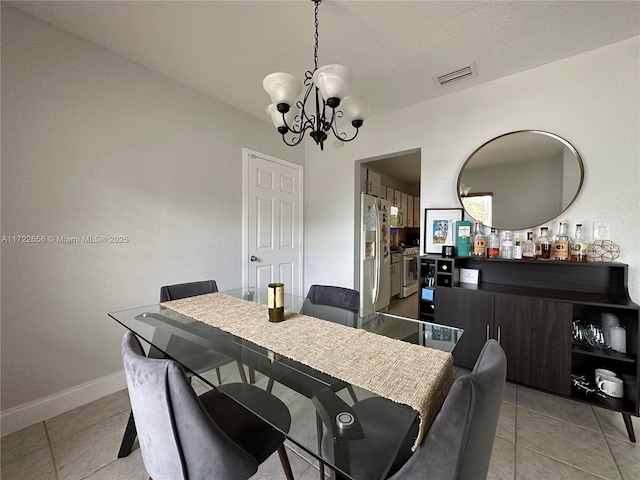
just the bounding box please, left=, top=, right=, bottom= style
left=361, top=168, right=381, bottom=196
left=387, top=187, right=397, bottom=206
left=414, top=196, right=421, bottom=226
left=390, top=254, right=402, bottom=297
left=406, top=195, right=414, bottom=228
left=367, top=170, right=381, bottom=196
left=399, top=192, right=409, bottom=228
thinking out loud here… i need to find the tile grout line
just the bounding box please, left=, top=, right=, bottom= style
left=43, top=420, right=61, bottom=480
left=513, top=401, right=620, bottom=479
left=593, top=406, right=627, bottom=480
left=515, top=443, right=612, bottom=480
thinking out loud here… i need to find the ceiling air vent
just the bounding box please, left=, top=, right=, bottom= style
left=433, top=63, right=478, bottom=88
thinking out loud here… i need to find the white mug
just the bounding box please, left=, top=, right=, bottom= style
left=597, top=374, right=624, bottom=398
left=595, top=368, right=617, bottom=384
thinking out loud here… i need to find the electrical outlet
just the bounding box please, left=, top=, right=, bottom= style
left=593, top=222, right=611, bottom=240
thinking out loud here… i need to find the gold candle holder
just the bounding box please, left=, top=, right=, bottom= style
left=268, top=283, right=284, bottom=322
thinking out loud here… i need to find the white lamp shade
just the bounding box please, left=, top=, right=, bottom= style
left=340, top=95, right=367, bottom=121
left=263, top=72, right=302, bottom=106
left=266, top=103, right=297, bottom=128
left=312, top=64, right=351, bottom=100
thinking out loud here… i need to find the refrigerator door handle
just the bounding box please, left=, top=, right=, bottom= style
left=372, top=202, right=380, bottom=304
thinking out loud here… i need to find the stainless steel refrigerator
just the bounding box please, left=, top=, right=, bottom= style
left=359, top=193, right=391, bottom=312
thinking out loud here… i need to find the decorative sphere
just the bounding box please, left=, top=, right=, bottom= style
left=587, top=240, right=620, bottom=263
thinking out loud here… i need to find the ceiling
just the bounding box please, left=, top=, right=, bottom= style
left=7, top=1, right=640, bottom=184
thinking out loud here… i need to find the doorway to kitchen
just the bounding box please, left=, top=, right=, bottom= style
left=356, top=149, right=421, bottom=320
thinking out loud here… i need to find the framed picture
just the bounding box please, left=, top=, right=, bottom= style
left=424, top=208, right=464, bottom=254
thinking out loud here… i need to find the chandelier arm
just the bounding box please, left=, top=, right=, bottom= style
left=323, top=105, right=339, bottom=132
left=280, top=80, right=316, bottom=136
left=329, top=122, right=361, bottom=143
left=315, top=87, right=325, bottom=134
left=299, top=81, right=317, bottom=127
left=280, top=132, right=307, bottom=147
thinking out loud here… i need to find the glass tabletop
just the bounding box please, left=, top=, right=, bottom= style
left=109, top=287, right=463, bottom=480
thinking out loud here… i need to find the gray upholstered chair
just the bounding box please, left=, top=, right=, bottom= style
left=323, top=339, right=507, bottom=480
left=122, top=331, right=294, bottom=480
left=159, top=280, right=247, bottom=384
left=118, top=280, right=246, bottom=458
left=305, top=284, right=360, bottom=313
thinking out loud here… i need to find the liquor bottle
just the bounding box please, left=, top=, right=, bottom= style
left=536, top=227, right=552, bottom=261
left=501, top=231, right=514, bottom=259
left=522, top=232, right=536, bottom=260
left=570, top=223, right=588, bottom=263
left=553, top=220, right=569, bottom=261
left=470, top=220, right=486, bottom=257
left=486, top=228, right=500, bottom=258
left=513, top=237, right=523, bottom=260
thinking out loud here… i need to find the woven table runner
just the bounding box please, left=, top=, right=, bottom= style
left=162, top=292, right=454, bottom=450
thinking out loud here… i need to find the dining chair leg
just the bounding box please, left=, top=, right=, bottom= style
left=215, top=367, right=222, bottom=384
left=277, top=445, right=295, bottom=480
left=266, top=377, right=275, bottom=392
left=117, top=411, right=137, bottom=458
left=345, top=385, right=358, bottom=403
left=236, top=361, right=248, bottom=384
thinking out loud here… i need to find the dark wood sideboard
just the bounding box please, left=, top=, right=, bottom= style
left=419, top=255, right=639, bottom=442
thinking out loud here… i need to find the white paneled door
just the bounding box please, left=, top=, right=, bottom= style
left=243, top=149, right=303, bottom=296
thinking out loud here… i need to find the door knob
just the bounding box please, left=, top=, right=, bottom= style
left=250, top=255, right=258, bottom=262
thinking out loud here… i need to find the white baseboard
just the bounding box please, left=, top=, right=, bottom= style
left=1, top=370, right=127, bottom=437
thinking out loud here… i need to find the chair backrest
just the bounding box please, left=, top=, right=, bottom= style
left=306, top=284, right=360, bottom=313
left=390, top=339, right=507, bottom=480
left=160, top=280, right=218, bottom=302
left=121, top=331, right=257, bottom=480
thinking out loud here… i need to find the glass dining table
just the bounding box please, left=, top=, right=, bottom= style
left=109, top=287, right=463, bottom=480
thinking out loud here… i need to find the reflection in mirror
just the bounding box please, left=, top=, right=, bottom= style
left=457, top=131, right=583, bottom=231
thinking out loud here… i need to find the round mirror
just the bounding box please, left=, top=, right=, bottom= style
left=457, top=130, right=584, bottom=231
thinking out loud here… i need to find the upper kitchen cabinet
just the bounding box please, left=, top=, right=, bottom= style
left=361, top=167, right=381, bottom=196
left=406, top=194, right=414, bottom=228
left=400, top=192, right=409, bottom=228
left=385, top=187, right=397, bottom=206
left=414, top=196, right=420, bottom=227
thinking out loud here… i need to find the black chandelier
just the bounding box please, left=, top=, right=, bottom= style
left=263, top=0, right=366, bottom=151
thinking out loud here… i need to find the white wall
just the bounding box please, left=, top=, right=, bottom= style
left=0, top=5, right=303, bottom=425
left=304, top=37, right=640, bottom=304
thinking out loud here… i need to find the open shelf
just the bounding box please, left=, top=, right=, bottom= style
left=572, top=345, right=637, bottom=364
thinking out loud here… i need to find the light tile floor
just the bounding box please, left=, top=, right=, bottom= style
left=2, top=294, right=639, bottom=479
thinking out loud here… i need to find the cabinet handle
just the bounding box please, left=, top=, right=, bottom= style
left=497, top=325, right=501, bottom=344
left=486, top=324, right=490, bottom=342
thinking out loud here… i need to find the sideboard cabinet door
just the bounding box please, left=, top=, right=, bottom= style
left=495, top=295, right=572, bottom=395
left=435, top=287, right=494, bottom=370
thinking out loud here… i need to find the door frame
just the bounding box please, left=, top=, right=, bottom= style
left=242, top=148, right=304, bottom=295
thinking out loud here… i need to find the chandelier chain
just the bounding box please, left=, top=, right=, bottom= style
left=313, top=0, right=319, bottom=71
